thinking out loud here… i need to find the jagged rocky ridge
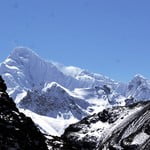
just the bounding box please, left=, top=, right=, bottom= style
left=0, top=76, right=48, bottom=150
left=47, top=101, right=150, bottom=150
left=19, top=82, right=89, bottom=120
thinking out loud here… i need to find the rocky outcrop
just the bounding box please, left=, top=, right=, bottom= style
left=19, top=82, right=89, bottom=120
left=0, top=75, right=48, bottom=150
left=48, top=101, right=150, bottom=150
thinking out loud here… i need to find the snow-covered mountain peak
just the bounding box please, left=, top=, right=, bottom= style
left=7, top=47, right=55, bottom=72
left=42, top=82, right=69, bottom=96
left=8, top=47, right=49, bottom=69
left=42, top=82, right=60, bottom=92
left=9, top=47, right=39, bottom=60
left=132, top=74, right=146, bottom=82
left=128, top=74, right=149, bottom=89
left=0, top=47, right=73, bottom=99
left=126, top=74, right=150, bottom=101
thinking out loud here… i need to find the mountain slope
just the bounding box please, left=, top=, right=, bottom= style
left=18, top=82, right=91, bottom=135
left=48, top=101, right=150, bottom=150
left=18, top=81, right=126, bottom=135
left=19, top=82, right=89, bottom=119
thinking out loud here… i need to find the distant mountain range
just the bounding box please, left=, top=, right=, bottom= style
left=1, top=47, right=150, bottom=136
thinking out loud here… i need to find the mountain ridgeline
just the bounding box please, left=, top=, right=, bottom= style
left=1, top=47, right=150, bottom=105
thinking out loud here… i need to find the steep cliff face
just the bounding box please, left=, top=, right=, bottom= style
left=0, top=76, right=48, bottom=150
left=47, top=101, right=150, bottom=150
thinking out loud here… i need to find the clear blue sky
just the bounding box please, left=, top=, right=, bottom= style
left=0, top=0, right=150, bottom=82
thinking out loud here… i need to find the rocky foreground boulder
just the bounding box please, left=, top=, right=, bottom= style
left=0, top=76, right=48, bottom=150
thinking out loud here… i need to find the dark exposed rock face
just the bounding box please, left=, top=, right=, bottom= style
left=0, top=76, right=48, bottom=150
left=19, top=82, right=90, bottom=120
left=48, top=102, right=150, bottom=150
left=100, top=103, right=150, bottom=150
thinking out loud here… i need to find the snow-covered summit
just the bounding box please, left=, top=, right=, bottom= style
left=9, top=47, right=39, bottom=59
left=130, top=74, right=147, bottom=86
left=0, top=47, right=77, bottom=100
left=42, top=82, right=67, bottom=93
left=126, top=74, right=150, bottom=101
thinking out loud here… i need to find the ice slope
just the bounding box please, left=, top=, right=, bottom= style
left=20, top=109, right=78, bottom=136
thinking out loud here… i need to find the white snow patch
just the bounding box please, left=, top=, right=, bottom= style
left=20, top=109, right=78, bottom=136
left=15, top=91, right=27, bottom=104
left=132, top=132, right=149, bottom=145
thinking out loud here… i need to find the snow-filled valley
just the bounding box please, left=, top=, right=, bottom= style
left=1, top=47, right=150, bottom=136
